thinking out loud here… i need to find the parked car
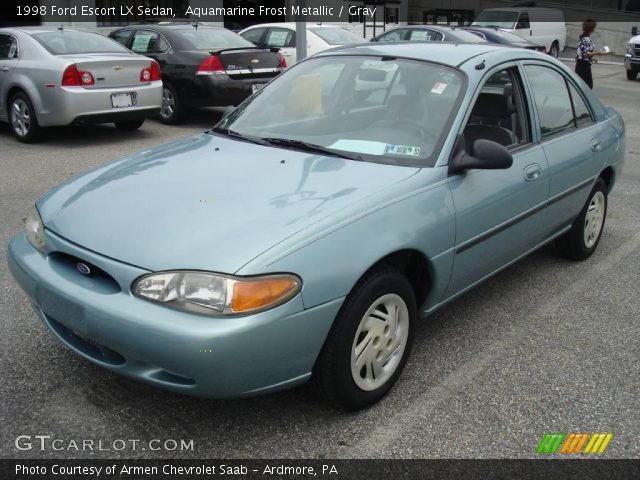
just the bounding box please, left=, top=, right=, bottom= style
left=0, top=27, right=162, bottom=142
left=462, top=27, right=547, bottom=52
left=239, top=23, right=367, bottom=65
left=372, top=25, right=487, bottom=44
left=8, top=43, right=624, bottom=410
left=624, top=26, right=640, bottom=80
left=109, top=23, right=286, bottom=124
left=472, top=7, right=566, bottom=58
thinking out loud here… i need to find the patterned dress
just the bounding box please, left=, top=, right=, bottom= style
left=576, top=36, right=596, bottom=64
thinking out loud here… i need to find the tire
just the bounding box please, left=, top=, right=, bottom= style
left=549, top=41, right=560, bottom=59
left=311, top=268, right=416, bottom=410
left=556, top=178, right=608, bottom=260
left=626, top=70, right=638, bottom=81
left=114, top=119, right=145, bottom=130
left=159, top=83, right=184, bottom=125
left=8, top=92, right=42, bottom=143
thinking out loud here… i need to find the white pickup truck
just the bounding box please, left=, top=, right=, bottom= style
left=625, top=26, right=640, bottom=80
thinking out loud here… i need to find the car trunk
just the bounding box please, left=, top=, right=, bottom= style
left=217, top=49, right=282, bottom=80
left=59, top=54, right=152, bottom=88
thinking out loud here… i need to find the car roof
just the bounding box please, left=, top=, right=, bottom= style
left=480, top=7, right=561, bottom=11
left=315, top=41, right=538, bottom=67
left=401, top=25, right=460, bottom=31
left=120, top=23, right=225, bottom=31
left=7, top=26, right=97, bottom=35
left=243, top=23, right=342, bottom=31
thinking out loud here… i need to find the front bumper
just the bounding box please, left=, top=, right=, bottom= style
left=624, top=55, right=640, bottom=72
left=37, top=81, right=163, bottom=127
left=7, top=231, right=342, bottom=398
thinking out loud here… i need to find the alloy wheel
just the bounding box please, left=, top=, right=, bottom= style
left=11, top=98, right=30, bottom=137
left=350, top=293, right=409, bottom=391
left=161, top=87, right=175, bottom=119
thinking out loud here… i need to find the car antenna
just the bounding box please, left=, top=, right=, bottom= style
left=193, top=22, right=199, bottom=30
left=475, top=60, right=486, bottom=70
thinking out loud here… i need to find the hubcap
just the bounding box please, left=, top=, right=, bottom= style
left=350, top=293, right=409, bottom=391
left=551, top=46, right=559, bottom=58
left=584, top=191, right=605, bottom=248
left=11, top=98, right=30, bottom=137
left=161, top=88, right=175, bottom=118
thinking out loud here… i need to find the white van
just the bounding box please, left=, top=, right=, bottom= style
left=472, top=7, right=566, bottom=58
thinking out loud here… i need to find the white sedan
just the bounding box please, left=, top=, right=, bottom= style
left=239, top=23, right=367, bottom=65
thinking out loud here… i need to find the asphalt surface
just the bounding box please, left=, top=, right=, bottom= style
left=1, top=63, right=639, bottom=460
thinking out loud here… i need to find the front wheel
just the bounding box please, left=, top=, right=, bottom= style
left=114, top=119, right=144, bottom=130
left=556, top=179, right=608, bottom=260
left=549, top=41, right=560, bottom=59
left=311, top=268, right=416, bottom=410
left=627, top=70, right=638, bottom=81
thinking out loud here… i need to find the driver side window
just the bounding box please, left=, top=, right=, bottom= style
left=463, top=68, right=530, bottom=153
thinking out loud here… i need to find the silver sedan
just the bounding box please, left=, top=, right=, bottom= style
left=0, top=27, right=162, bottom=142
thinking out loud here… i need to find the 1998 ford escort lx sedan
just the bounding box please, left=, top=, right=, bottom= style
left=8, top=42, right=625, bottom=410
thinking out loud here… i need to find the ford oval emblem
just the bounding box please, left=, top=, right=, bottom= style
left=77, top=263, right=91, bottom=275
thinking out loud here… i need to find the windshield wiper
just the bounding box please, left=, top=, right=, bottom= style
left=209, top=127, right=271, bottom=146
left=261, top=137, right=363, bottom=161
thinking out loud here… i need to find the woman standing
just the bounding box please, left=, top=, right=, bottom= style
left=575, top=19, right=606, bottom=89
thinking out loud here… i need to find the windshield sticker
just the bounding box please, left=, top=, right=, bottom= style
left=431, top=82, right=447, bottom=95
left=329, top=140, right=388, bottom=155
left=384, top=144, right=421, bottom=156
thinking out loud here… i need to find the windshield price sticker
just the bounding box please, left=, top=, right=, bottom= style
left=431, top=82, right=448, bottom=94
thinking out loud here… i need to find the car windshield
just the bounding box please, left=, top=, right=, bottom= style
left=31, top=31, right=129, bottom=55
left=447, top=30, right=488, bottom=43
left=215, top=55, right=465, bottom=166
left=176, top=27, right=254, bottom=51
left=472, top=11, right=518, bottom=29
left=309, top=27, right=367, bottom=45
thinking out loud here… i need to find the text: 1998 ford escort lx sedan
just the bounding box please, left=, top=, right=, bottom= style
left=8, top=42, right=625, bottom=410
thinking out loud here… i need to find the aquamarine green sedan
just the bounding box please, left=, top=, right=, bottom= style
left=8, top=42, right=625, bottom=410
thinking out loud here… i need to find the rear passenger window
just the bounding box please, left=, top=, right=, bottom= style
left=377, top=29, right=407, bottom=42
left=265, top=28, right=295, bottom=48
left=131, top=31, right=159, bottom=54
left=524, top=65, right=574, bottom=138
left=568, top=83, right=593, bottom=127
left=408, top=29, right=443, bottom=41
left=0, top=34, right=18, bottom=59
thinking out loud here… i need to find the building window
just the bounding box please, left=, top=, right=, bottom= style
left=385, top=7, right=399, bottom=24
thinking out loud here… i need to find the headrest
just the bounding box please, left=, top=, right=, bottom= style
left=472, top=93, right=513, bottom=118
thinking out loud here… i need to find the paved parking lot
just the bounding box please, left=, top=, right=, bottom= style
left=1, top=63, right=638, bottom=459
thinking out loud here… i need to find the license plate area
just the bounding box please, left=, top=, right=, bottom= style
left=252, top=83, right=265, bottom=94
left=111, top=92, right=137, bottom=108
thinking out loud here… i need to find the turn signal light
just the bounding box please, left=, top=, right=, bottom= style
left=278, top=52, right=287, bottom=69
left=231, top=276, right=300, bottom=313
left=62, top=64, right=95, bottom=86
left=140, top=61, right=161, bottom=82
left=197, top=55, right=225, bottom=75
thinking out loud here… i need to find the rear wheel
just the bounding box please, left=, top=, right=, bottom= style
left=627, top=70, right=638, bottom=80
left=9, top=92, right=42, bottom=143
left=556, top=179, right=607, bottom=260
left=159, top=83, right=184, bottom=125
left=549, top=41, right=560, bottom=59
left=114, top=119, right=144, bottom=130
left=311, top=268, right=416, bottom=410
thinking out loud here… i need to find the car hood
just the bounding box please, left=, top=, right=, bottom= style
left=38, top=134, right=419, bottom=273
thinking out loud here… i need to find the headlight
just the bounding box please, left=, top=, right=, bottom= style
left=627, top=43, right=634, bottom=55
left=25, top=206, right=45, bottom=252
left=132, top=271, right=301, bottom=316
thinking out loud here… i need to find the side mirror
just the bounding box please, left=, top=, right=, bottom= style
left=370, top=37, right=377, bottom=42
left=449, top=137, right=513, bottom=174
left=632, top=26, right=638, bottom=36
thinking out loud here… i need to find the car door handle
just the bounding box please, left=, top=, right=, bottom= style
left=523, top=163, right=542, bottom=182
left=591, top=138, right=602, bottom=152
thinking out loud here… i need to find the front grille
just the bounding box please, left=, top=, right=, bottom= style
left=49, top=252, right=121, bottom=294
